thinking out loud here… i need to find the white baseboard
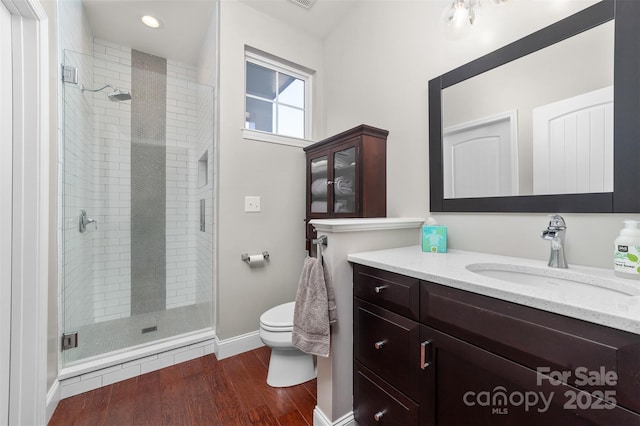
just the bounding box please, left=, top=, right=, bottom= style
left=215, top=330, right=264, bottom=360
left=46, top=380, right=60, bottom=424
left=313, top=406, right=355, bottom=426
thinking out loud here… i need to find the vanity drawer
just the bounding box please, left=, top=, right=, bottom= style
left=354, top=298, right=420, bottom=400
left=354, top=263, right=419, bottom=320
left=354, top=362, right=419, bottom=426
left=420, top=281, right=640, bottom=414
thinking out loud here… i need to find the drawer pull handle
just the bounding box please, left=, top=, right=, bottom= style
left=374, top=285, right=388, bottom=293
left=420, top=340, right=433, bottom=369
left=374, top=410, right=385, bottom=421
left=374, top=340, right=387, bottom=349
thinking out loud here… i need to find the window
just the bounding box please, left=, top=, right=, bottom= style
left=244, top=49, right=312, bottom=142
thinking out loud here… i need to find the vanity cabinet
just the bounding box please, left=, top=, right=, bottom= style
left=352, top=264, right=640, bottom=426
left=304, top=125, right=387, bottom=249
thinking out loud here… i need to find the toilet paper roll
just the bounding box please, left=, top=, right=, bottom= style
left=247, top=254, right=265, bottom=265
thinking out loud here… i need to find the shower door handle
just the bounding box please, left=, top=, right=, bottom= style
left=79, top=210, right=98, bottom=233
left=200, top=199, right=205, bottom=232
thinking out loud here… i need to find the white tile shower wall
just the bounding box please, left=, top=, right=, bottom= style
left=196, top=18, right=217, bottom=315
left=196, top=84, right=214, bottom=304
left=92, top=39, right=132, bottom=322
left=166, top=60, right=199, bottom=309
left=89, top=41, right=206, bottom=319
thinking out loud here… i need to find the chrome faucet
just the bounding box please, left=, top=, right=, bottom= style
left=540, top=214, right=568, bottom=268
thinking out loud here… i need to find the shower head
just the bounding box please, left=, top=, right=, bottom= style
left=107, top=89, right=132, bottom=102
left=81, top=83, right=131, bottom=102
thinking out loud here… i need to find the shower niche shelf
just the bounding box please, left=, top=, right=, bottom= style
left=198, top=151, right=208, bottom=188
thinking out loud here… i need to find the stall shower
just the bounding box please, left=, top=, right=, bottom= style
left=61, top=43, right=215, bottom=368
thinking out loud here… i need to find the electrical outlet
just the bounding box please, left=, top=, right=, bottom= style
left=245, top=196, right=261, bottom=212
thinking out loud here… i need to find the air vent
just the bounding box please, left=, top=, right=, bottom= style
left=288, top=0, right=316, bottom=10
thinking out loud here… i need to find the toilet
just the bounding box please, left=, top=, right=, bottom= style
left=259, top=302, right=316, bottom=387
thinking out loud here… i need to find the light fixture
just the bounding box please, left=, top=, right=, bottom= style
left=141, top=15, right=161, bottom=29
left=287, top=0, right=317, bottom=9
left=441, top=0, right=479, bottom=40
left=441, top=0, right=510, bottom=40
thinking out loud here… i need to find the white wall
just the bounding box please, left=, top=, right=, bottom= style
left=40, top=0, right=60, bottom=394
left=322, top=0, right=639, bottom=269
left=216, top=0, right=323, bottom=339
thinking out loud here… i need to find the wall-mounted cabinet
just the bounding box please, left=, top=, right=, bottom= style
left=304, top=124, right=387, bottom=248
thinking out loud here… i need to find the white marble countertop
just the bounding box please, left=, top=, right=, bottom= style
left=348, top=245, right=640, bottom=335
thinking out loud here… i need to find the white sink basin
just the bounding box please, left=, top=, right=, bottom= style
left=466, top=263, right=640, bottom=298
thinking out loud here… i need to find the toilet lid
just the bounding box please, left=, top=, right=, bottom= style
left=260, top=301, right=295, bottom=330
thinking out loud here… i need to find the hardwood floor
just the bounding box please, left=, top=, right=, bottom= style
left=49, top=346, right=317, bottom=426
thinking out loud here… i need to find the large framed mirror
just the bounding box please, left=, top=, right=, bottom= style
left=429, top=0, right=640, bottom=213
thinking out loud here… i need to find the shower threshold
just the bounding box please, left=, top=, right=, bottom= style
left=56, top=328, right=216, bottom=400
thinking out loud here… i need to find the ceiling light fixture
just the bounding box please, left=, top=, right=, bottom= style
left=441, top=0, right=480, bottom=40
left=287, top=0, right=317, bottom=10
left=441, top=0, right=510, bottom=40
left=141, top=15, right=161, bottom=29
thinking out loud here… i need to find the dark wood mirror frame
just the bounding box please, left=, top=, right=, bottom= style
left=429, top=0, right=640, bottom=213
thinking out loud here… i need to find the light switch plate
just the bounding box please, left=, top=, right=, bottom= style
left=245, top=196, right=261, bottom=212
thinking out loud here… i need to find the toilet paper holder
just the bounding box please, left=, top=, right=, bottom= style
left=241, top=251, right=270, bottom=262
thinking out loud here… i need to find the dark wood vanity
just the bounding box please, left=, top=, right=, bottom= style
left=353, top=263, right=640, bottom=425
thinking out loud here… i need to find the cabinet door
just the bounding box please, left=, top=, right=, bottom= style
left=421, top=281, right=640, bottom=414
left=419, top=325, right=640, bottom=426
left=309, top=154, right=329, bottom=214
left=332, top=145, right=357, bottom=214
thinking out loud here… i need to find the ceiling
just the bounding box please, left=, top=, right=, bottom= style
left=82, top=0, right=360, bottom=65
left=236, top=0, right=361, bottom=38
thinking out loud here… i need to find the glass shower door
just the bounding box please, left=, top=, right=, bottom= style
left=61, top=49, right=214, bottom=367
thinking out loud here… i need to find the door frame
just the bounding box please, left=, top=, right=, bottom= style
left=1, top=0, right=49, bottom=424
left=0, top=1, right=13, bottom=424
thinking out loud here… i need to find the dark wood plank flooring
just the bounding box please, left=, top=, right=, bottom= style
left=49, top=346, right=317, bottom=426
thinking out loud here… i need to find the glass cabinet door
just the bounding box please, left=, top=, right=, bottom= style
left=333, top=147, right=356, bottom=214
left=310, top=156, right=328, bottom=213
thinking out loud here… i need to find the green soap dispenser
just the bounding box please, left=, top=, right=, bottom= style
left=614, top=220, right=640, bottom=280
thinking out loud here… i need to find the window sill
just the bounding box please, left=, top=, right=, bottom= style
left=241, top=128, right=315, bottom=148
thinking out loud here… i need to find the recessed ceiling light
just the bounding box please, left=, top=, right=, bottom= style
left=141, top=15, right=161, bottom=29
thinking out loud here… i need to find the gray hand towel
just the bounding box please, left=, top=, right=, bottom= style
left=292, top=256, right=337, bottom=357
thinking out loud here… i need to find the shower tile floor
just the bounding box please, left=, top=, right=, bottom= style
left=63, top=302, right=212, bottom=366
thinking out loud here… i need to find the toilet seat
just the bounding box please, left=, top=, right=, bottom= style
left=260, top=302, right=294, bottom=332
